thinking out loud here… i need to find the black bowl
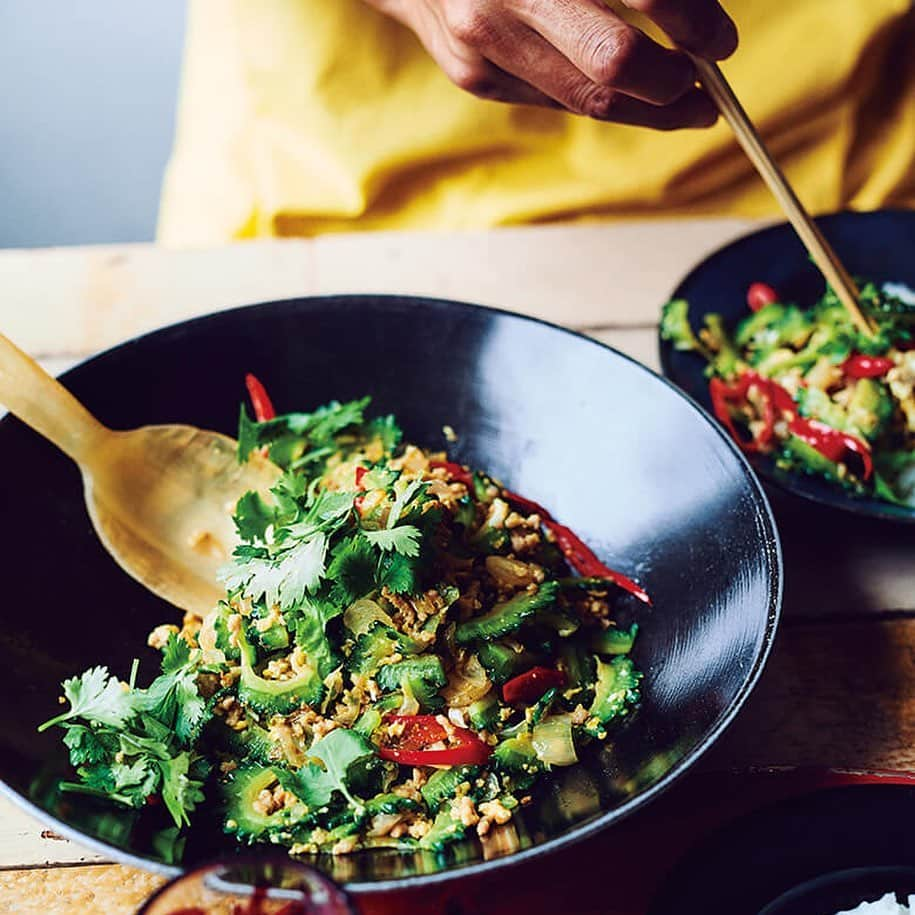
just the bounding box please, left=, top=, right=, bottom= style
left=0, top=295, right=781, bottom=891
left=651, top=784, right=915, bottom=914
left=660, top=208, right=915, bottom=523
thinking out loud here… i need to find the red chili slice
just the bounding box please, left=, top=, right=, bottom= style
left=709, top=372, right=873, bottom=480
left=842, top=354, right=895, bottom=379
left=377, top=714, right=492, bottom=766
left=788, top=416, right=874, bottom=480
left=544, top=520, right=651, bottom=605
left=502, top=667, right=567, bottom=705
left=428, top=459, right=474, bottom=487
left=245, top=373, right=276, bottom=422
left=747, top=281, right=778, bottom=312
left=501, top=488, right=651, bottom=605
left=709, top=373, right=774, bottom=454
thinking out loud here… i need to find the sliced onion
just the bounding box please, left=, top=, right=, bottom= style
left=442, top=653, right=492, bottom=708
left=343, top=598, right=393, bottom=636
left=485, top=555, right=537, bottom=589
left=532, top=714, right=578, bottom=767
left=397, top=680, right=421, bottom=716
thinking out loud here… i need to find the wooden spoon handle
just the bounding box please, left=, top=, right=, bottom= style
left=0, top=334, right=108, bottom=464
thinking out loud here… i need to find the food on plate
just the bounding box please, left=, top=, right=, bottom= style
left=662, top=281, right=915, bottom=506
left=836, top=892, right=915, bottom=914
left=39, top=379, right=647, bottom=859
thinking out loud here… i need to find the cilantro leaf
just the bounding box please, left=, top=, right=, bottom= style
left=275, top=534, right=329, bottom=607
left=38, top=667, right=135, bottom=732
left=62, top=725, right=110, bottom=766
left=158, top=752, right=207, bottom=828
left=140, top=635, right=208, bottom=743
left=364, top=414, right=402, bottom=453
left=290, top=729, right=373, bottom=809
left=326, top=535, right=377, bottom=606
left=285, top=397, right=371, bottom=442
left=387, top=479, right=427, bottom=529
left=379, top=551, right=418, bottom=595
left=161, top=634, right=190, bottom=673
left=362, top=526, right=421, bottom=557
left=237, top=404, right=261, bottom=463
left=234, top=491, right=275, bottom=543
left=221, top=534, right=328, bottom=610
left=112, top=757, right=158, bottom=796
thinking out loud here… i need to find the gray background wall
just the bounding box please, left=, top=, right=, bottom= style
left=0, top=2, right=186, bottom=248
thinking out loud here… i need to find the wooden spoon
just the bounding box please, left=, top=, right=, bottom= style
left=0, top=333, right=280, bottom=616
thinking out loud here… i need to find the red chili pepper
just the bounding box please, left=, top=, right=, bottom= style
left=747, top=281, right=778, bottom=312
left=788, top=416, right=874, bottom=479
left=709, top=373, right=775, bottom=453
left=501, top=489, right=651, bottom=605
left=709, top=372, right=873, bottom=480
left=244, top=373, right=276, bottom=422
left=545, top=520, right=651, bottom=604
left=842, top=353, right=895, bottom=379
left=502, top=667, right=567, bottom=705
left=377, top=714, right=492, bottom=766
left=428, top=459, right=474, bottom=487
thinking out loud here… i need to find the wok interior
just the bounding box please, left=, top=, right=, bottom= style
left=0, top=297, right=779, bottom=885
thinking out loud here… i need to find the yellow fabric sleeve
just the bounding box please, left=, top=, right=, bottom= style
left=158, top=0, right=915, bottom=244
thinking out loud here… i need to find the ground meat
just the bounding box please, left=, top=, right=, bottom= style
left=510, top=530, right=541, bottom=555
left=392, top=780, right=423, bottom=803
left=451, top=795, right=479, bottom=828
left=251, top=784, right=295, bottom=817
left=477, top=799, right=513, bottom=836
left=288, top=707, right=338, bottom=742
left=219, top=667, right=241, bottom=689
left=570, top=704, right=589, bottom=726
left=331, top=837, right=359, bottom=855
left=179, top=610, right=203, bottom=646
left=382, top=586, right=452, bottom=636
left=389, top=444, right=429, bottom=476
left=147, top=624, right=179, bottom=650
left=215, top=696, right=248, bottom=731
left=254, top=604, right=284, bottom=633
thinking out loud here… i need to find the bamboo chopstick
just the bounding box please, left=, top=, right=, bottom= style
left=693, top=57, right=875, bottom=337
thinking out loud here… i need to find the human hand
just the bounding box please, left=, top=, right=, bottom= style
left=365, top=0, right=737, bottom=129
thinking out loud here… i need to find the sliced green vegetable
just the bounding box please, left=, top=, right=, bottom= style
left=455, top=582, right=559, bottom=645
left=584, top=657, right=641, bottom=738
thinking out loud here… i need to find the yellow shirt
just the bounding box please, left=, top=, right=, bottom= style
left=158, top=0, right=915, bottom=243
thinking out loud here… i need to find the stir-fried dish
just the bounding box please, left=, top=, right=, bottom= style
left=39, top=378, right=647, bottom=861
left=662, top=280, right=915, bottom=507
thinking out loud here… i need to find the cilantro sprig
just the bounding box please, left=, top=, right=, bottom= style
left=39, top=635, right=212, bottom=831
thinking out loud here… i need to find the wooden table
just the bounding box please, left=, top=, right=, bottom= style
left=2, top=218, right=914, bottom=913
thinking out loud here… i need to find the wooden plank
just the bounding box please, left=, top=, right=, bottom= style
left=0, top=863, right=162, bottom=915
left=706, top=617, right=915, bottom=771
left=0, top=218, right=755, bottom=357
left=311, top=219, right=755, bottom=328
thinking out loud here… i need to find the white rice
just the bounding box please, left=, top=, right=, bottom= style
left=837, top=892, right=915, bottom=913
left=882, top=282, right=915, bottom=305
